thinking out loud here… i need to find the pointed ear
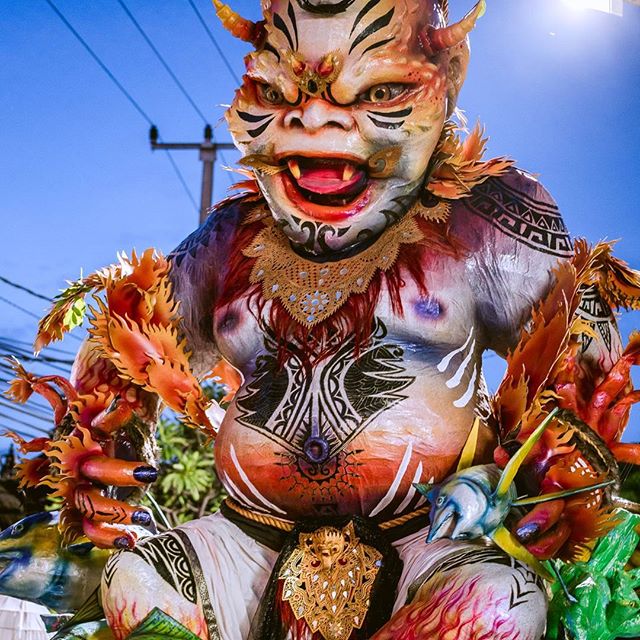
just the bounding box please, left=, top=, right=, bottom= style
left=414, top=483, right=434, bottom=497
left=445, top=40, right=470, bottom=117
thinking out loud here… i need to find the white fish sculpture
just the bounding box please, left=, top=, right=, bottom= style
left=416, top=408, right=614, bottom=581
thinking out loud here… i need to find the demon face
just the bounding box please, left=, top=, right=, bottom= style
left=225, top=0, right=480, bottom=254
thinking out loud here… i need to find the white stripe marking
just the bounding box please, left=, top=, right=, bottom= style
left=230, top=444, right=288, bottom=514
left=437, top=327, right=474, bottom=373
left=393, top=461, right=423, bottom=515
left=369, top=443, right=413, bottom=518
left=453, top=364, right=479, bottom=408
left=221, top=472, right=264, bottom=512
left=446, top=339, right=476, bottom=389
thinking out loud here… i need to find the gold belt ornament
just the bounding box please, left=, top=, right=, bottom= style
left=279, top=521, right=382, bottom=640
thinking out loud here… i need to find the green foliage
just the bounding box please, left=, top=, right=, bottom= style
left=148, top=381, right=227, bottom=527
left=547, top=509, right=640, bottom=640
left=62, top=298, right=87, bottom=330
left=619, top=465, right=640, bottom=504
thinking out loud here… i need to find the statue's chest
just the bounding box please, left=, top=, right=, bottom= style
left=213, top=257, right=477, bottom=371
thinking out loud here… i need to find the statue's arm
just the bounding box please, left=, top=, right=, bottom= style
left=49, top=199, right=244, bottom=548
left=464, top=168, right=626, bottom=558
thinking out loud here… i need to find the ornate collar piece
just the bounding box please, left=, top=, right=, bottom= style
left=243, top=202, right=449, bottom=328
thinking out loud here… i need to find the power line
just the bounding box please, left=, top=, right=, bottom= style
left=116, top=0, right=209, bottom=124
left=0, top=337, right=75, bottom=357
left=186, top=0, right=242, bottom=86
left=164, top=150, right=199, bottom=211
left=0, top=412, right=50, bottom=436
left=116, top=0, right=234, bottom=193
left=44, top=0, right=154, bottom=125
left=0, top=353, right=71, bottom=376
left=0, top=295, right=42, bottom=321
left=0, top=275, right=51, bottom=302
left=0, top=400, right=52, bottom=425
left=0, top=295, right=82, bottom=344
left=0, top=344, right=74, bottom=366
left=43, top=0, right=198, bottom=211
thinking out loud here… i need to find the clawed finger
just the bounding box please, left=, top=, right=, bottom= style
left=74, top=485, right=154, bottom=529
left=80, top=455, right=158, bottom=486
left=82, top=518, right=137, bottom=550
left=525, top=521, right=572, bottom=560
left=515, top=499, right=565, bottom=543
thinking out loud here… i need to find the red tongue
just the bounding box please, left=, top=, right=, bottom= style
left=296, top=163, right=364, bottom=195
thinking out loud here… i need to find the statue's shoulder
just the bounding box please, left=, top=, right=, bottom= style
left=451, top=167, right=573, bottom=258
left=169, top=194, right=257, bottom=270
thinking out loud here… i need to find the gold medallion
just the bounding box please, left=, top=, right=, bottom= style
left=279, top=522, right=382, bottom=640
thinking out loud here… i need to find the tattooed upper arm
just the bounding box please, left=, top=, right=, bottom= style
left=169, top=198, right=245, bottom=377
left=575, top=284, right=623, bottom=375
left=460, top=168, right=573, bottom=356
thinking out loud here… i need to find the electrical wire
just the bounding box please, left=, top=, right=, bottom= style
left=0, top=295, right=42, bottom=321
left=0, top=426, right=46, bottom=442
left=185, top=0, right=242, bottom=85
left=164, top=150, right=199, bottom=211
left=0, top=345, right=74, bottom=366
left=117, top=0, right=235, bottom=189
left=43, top=0, right=199, bottom=212
left=0, top=275, right=51, bottom=302
left=0, top=352, right=71, bottom=376
left=117, top=0, right=209, bottom=124
left=0, top=337, right=75, bottom=357
left=0, top=412, right=50, bottom=435
left=0, top=400, right=53, bottom=425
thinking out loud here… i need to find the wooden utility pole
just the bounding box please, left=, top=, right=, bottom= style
left=149, top=125, right=236, bottom=225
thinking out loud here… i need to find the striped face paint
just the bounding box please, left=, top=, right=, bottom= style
left=227, top=0, right=456, bottom=254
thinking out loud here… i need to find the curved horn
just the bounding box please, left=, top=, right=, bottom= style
left=211, top=0, right=259, bottom=44
left=420, top=0, right=485, bottom=56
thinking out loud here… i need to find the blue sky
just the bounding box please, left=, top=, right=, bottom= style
left=0, top=0, right=639, bottom=446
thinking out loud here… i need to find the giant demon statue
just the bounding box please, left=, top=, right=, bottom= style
left=5, top=1, right=640, bottom=639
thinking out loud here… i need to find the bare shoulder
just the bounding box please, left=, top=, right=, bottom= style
left=169, top=194, right=251, bottom=272
left=166, top=194, right=257, bottom=372
left=449, top=167, right=573, bottom=259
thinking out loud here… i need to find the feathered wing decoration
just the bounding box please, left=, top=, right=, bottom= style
left=35, top=248, right=215, bottom=437
left=4, top=249, right=218, bottom=544
left=492, top=240, right=640, bottom=560
left=425, top=120, right=514, bottom=200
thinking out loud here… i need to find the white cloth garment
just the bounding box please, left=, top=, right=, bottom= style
left=0, top=595, right=50, bottom=640
left=178, top=512, right=488, bottom=640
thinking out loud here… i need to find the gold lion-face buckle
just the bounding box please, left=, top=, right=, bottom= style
left=279, top=522, right=382, bottom=640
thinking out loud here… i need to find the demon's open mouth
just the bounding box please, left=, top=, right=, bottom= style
left=283, top=156, right=369, bottom=207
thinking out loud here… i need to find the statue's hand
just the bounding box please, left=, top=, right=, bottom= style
left=512, top=499, right=571, bottom=559
left=73, top=459, right=158, bottom=549
left=51, top=398, right=159, bottom=550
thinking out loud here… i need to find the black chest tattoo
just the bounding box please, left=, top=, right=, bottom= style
left=235, top=319, right=415, bottom=464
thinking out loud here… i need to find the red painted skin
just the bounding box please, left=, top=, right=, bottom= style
left=372, top=577, right=517, bottom=640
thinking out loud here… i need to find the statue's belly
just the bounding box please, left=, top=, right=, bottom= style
left=214, top=373, right=494, bottom=520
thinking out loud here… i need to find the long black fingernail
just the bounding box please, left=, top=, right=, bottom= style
left=131, top=510, right=152, bottom=527
left=133, top=466, right=158, bottom=483
left=516, top=523, right=540, bottom=543
left=114, top=536, right=133, bottom=549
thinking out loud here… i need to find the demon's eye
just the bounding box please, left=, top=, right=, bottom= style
left=257, top=83, right=284, bottom=105
left=360, top=83, right=410, bottom=104
left=436, top=496, right=445, bottom=507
